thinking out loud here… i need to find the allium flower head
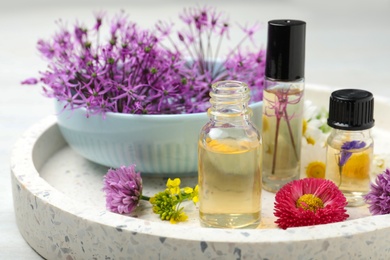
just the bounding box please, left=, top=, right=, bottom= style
left=103, top=165, right=142, bottom=214
left=274, top=178, right=349, bottom=229
left=24, top=8, right=265, bottom=116
left=364, top=168, right=390, bottom=215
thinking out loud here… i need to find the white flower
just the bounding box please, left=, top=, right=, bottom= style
left=302, top=100, right=328, bottom=146
left=371, top=154, right=390, bottom=179
left=300, top=100, right=330, bottom=179
left=300, top=141, right=327, bottom=179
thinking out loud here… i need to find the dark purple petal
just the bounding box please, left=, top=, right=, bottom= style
left=339, top=141, right=366, bottom=167
left=341, top=140, right=366, bottom=150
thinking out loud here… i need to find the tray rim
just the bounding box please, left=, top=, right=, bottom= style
left=10, top=84, right=390, bottom=258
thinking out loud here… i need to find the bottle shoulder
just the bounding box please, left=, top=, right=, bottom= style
left=200, top=121, right=261, bottom=142
left=327, top=129, right=373, bottom=148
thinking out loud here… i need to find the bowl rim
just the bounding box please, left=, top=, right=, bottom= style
left=55, top=99, right=263, bottom=120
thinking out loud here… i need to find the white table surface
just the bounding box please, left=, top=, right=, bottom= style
left=1, top=0, right=389, bottom=259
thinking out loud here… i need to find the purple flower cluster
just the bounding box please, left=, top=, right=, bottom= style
left=23, top=7, right=265, bottom=116
left=364, top=168, right=390, bottom=215
left=103, top=165, right=142, bottom=214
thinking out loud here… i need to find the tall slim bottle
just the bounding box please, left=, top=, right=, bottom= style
left=198, top=80, right=262, bottom=229
left=262, top=20, right=306, bottom=192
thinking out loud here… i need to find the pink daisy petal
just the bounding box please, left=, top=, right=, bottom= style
left=274, top=178, right=349, bottom=229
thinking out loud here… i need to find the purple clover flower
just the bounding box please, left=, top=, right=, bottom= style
left=103, top=165, right=143, bottom=214
left=23, top=7, right=265, bottom=116
left=364, top=168, right=390, bottom=215
left=339, top=141, right=366, bottom=166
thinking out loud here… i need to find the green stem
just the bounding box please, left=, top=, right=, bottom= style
left=141, top=195, right=151, bottom=201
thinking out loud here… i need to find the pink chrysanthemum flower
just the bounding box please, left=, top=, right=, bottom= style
left=103, top=165, right=143, bottom=214
left=274, top=178, right=349, bottom=229
left=364, top=168, right=390, bottom=215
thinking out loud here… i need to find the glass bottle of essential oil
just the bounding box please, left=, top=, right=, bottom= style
left=262, top=20, right=306, bottom=192
left=325, top=89, right=374, bottom=207
left=198, top=80, right=262, bottom=229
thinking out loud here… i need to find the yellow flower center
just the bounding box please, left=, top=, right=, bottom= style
left=302, top=119, right=307, bottom=135
left=342, top=152, right=370, bottom=179
left=305, top=161, right=326, bottom=178
left=296, top=194, right=324, bottom=212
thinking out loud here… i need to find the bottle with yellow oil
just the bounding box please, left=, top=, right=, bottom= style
left=198, top=80, right=262, bottom=229
left=325, top=89, right=374, bottom=206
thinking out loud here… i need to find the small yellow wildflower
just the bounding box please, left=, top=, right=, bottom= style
left=192, top=185, right=199, bottom=203
left=182, top=185, right=199, bottom=204
left=169, top=211, right=188, bottom=224
left=167, top=178, right=181, bottom=195
left=149, top=178, right=198, bottom=224
left=183, top=187, right=193, bottom=194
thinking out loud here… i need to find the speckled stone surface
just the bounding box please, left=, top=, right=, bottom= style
left=11, top=86, right=390, bottom=259
left=10, top=115, right=390, bottom=259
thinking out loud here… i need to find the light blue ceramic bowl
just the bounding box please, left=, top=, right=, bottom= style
left=55, top=101, right=262, bottom=177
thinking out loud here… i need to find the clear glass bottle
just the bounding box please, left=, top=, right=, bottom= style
left=198, top=80, right=262, bottom=229
left=325, top=89, right=374, bottom=207
left=262, top=20, right=306, bottom=192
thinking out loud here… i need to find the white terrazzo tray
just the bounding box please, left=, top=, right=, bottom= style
left=11, top=85, right=390, bottom=259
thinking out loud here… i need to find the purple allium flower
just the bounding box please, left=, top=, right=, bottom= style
left=21, top=78, right=38, bottom=85
left=339, top=141, right=366, bottom=166
left=103, top=165, right=143, bottom=214
left=156, top=6, right=265, bottom=108
left=24, top=7, right=265, bottom=116
left=364, top=168, right=390, bottom=215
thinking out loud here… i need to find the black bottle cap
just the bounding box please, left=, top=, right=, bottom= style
left=265, top=20, right=306, bottom=81
left=327, top=89, right=375, bottom=130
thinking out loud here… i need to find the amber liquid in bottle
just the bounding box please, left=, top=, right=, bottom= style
left=325, top=129, right=373, bottom=206
left=198, top=137, right=261, bottom=228
left=326, top=145, right=372, bottom=205
left=198, top=80, right=262, bottom=229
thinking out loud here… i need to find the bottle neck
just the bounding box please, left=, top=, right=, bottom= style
left=329, top=128, right=373, bottom=141
left=265, top=77, right=305, bottom=90
left=207, top=80, right=252, bottom=121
